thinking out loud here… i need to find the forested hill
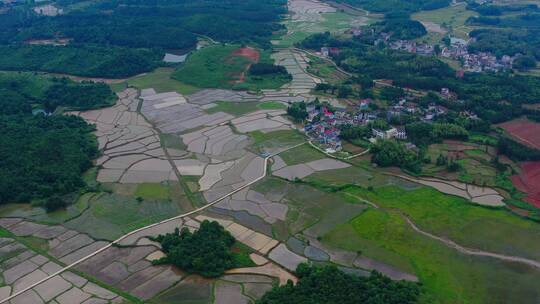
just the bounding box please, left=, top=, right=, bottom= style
left=0, top=73, right=115, bottom=206
left=0, top=0, right=286, bottom=78
left=333, top=0, right=450, bottom=14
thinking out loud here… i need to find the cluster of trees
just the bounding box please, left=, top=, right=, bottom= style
left=435, top=154, right=461, bottom=172
left=249, top=63, right=290, bottom=77
left=0, top=45, right=163, bottom=78
left=374, top=19, right=427, bottom=40
left=0, top=74, right=114, bottom=205
left=0, top=115, right=98, bottom=204
left=340, top=124, right=371, bottom=141
left=335, top=0, right=449, bottom=14
left=153, top=220, right=251, bottom=278
left=405, top=122, right=468, bottom=146
left=314, top=82, right=355, bottom=98
left=371, top=140, right=422, bottom=173
left=44, top=80, right=116, bottom=111
left=497, top=137, right=540, bottom=161
left=257, top=264, right=420, bottom=304
left=468, top=29, right=540, bottom=62
left=287, top=102, right=308, bottom=122
left=467, top=3, right=539, bottom=16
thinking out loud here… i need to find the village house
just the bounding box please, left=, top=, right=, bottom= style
left=372, top=127, right=398, bottom=140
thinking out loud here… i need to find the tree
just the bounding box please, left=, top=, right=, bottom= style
left=287, top=102, right=308, bottom=122
left=44, top=196, right=67, bottom=212
left=154, top=220, right=248, bottom=278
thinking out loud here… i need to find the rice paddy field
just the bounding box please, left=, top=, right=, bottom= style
left=206, top=101, right=286, bottom=116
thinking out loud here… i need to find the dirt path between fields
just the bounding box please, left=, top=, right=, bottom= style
left=350, top=195, right=540, bottom=270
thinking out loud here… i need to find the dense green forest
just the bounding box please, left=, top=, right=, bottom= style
left=467, top=29, right=540, bottom=60
left=0, top=73, right=114, bottom=205
left=6, top=0, right=286, bottom=49
left=0, top=115, right=98, bottom=204
left=465, top=3, right=540, bottom=61
left=257, top=264, right=420, bottom=304
left=154, top=220, right=253, bottom=277
left=0, top=72, right=116, bottom=112
left=0, top=0, right=286, bottom=77
left=0, top=45, right=163, bottom=78
left=334, top=0, right=450, bottom=14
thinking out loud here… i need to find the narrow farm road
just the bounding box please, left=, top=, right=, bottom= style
left=0, top=142, right=306, bottom=304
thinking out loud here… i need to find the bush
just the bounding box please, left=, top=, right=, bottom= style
left=44, top=196, right=67, bottom=212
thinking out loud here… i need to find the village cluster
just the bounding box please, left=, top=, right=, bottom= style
left=301, top=88, right=469, bottom=153
left=388, top=36, right=517, bottom=73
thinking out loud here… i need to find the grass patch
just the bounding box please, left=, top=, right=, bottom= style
left=258, top=101, right=287, bottom=110
left=279, top=144, right=326, bottom=165
left=160, top=133, right=186, bottom=150
left=135, top=183, right=170, bottom=200
left=125, top=67, right=199, bottom=95
left=249, top=130, right=305, bottom=154
left=324, top=208, right=540, bottom=304
left=231, top=242, right=256, bottom=268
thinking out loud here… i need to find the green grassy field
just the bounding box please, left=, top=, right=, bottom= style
left=344, top=186, right=540, bottom=261
left=206, top=101, right=286, bottom=116
left=249, top=130, right=306, bottom=154
left=159, top=133, right=187, bottom=150
left=173, top=45, right=290, bottom=91
left=324, top=208, right=540, bottom=304
left=173, top=45, right=251, bottom=89
left=122, top=67, right=200, bottom=95
left=278, top=144, right=326, bottom=165
left=135, top=183, right=170, bottom=200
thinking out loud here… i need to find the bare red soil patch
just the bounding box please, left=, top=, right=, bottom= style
left=498, top=119, right=540, bottom=150
left=511, top=161, right=540, bottom=208
left=229, top=47, right=260, bottom=83
left=232, top=47, right=260, bottom=62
